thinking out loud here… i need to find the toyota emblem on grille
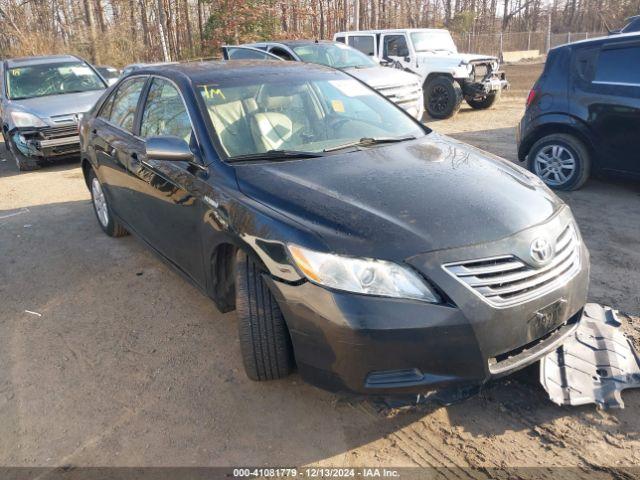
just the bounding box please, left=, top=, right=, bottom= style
left=530, top=237, right=553, bottom=265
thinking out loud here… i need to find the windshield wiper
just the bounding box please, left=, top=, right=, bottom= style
left=226, top=149, right=326, bottom=163
left=323, top=136, right=417, bottom=153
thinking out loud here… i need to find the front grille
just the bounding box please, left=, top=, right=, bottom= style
left=443, top=225, right=581, bottom=307
left=40, top=125, right=78, bottom=140
left=471, top=63, right=490, bottom=81
left=377, top=82, right=422, bottom=107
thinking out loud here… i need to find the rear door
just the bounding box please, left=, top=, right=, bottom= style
left=127, top=76, right=208, bottom=285
left=347, top=34, right=377, bottom=58
left=582, top=40, right=640, bottom=173
left=91, top=76, right=147, bottom=222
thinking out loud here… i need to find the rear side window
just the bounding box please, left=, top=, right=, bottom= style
left=348, top=35, right=375, bottom=56
left=108, top=78, right=146, bottom=132
left=595, top=45, right=640, bottom=84
left=335, top=36, right=345, bottom=44
left=573, top=47, right=598, bottom=82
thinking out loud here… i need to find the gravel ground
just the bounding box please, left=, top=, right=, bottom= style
left=0, top=63, right=639, bottom=475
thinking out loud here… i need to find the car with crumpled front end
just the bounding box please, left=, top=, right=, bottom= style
left=225, top=40, right=424, bottom=120
left=1, top=54, right=107, bottom=171
left=79, top=60, right=589, bottom=396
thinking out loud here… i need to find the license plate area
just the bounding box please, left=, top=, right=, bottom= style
left=527, top=299, right=567, bottom=340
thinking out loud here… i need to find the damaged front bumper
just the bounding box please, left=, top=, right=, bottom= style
left=9, top=124, right=80, bottom=159
left=461, top=72, right=509, bottom=98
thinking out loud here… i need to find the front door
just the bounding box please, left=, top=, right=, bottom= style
left=380, top=33, right=412, bottom=69
left=127, top=77, right=208, bottom=286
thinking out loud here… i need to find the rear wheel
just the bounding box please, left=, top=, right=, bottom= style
left=528, top=134, right=591, bottom=191
left=6, top=135, right=41, bottom=171
left=235, top=250, right=294, bottom=381
left=88, top=169, right=128, bottom=237
left=466, top=90, right=501, bottom=110
left=424, top=76, right=463, bottom=119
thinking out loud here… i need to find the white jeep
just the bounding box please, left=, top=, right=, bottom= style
left=334, top=28, right=509, bottom=119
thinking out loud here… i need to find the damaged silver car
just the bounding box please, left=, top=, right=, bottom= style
left=1, top=55, right=107, bottom=171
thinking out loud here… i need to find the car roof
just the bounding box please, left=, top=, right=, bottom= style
left=553, top=31, right=640, bottom=50
left=130, top=59, right=341, bottom=84
left=5, top=54, right=80, bottom=68
left=335, top=28, right=449, bottom=35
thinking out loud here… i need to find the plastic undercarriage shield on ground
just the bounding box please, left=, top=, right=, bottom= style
left=540, top=303, right=640, bottom=409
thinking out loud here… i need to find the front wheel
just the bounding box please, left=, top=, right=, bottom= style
left=235, top=250, right=294, bottom=381
left=88, top=169, right=128, bottom=237
left=6, top=135, right=41, bottom=171
left=466, top=90, right=501, bottom=110
left=424, top=76, right=463, bottom=119
left=528, top=134, right=591, bottom=191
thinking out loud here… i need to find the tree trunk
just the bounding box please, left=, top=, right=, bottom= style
left=156, top=0, right=171, bottom=61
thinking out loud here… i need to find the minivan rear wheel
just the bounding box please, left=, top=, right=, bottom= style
left=528, top=134, right=590, bottom=191
left=235, top=250, right=294, bottom=381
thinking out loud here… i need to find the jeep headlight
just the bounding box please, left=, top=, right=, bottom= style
left=288, top=244, right=440, bottom=302
left=11, top=111, right=47, bottom=128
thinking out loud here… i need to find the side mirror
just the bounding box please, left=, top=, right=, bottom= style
left=146, top=136, right=194, bottom=162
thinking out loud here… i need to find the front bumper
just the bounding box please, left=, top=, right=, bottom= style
left=268, top=209, right=589, bottom=395
left=10, top=124, right=80, bottom=159
left=461, top=72, right=509, bottom=98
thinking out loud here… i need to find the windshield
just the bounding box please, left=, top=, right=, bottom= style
left=198, top=74, right=425, bottom=159
left=410, top=31, right=458, bottom=53
left=6, top=61, right=105, bottom=100
left=292, top=43, right=378, bottom=69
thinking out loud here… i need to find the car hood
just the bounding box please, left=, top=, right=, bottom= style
left=9, top=90, right=105, bottom=123
left=235, top=134, right=562, bottom=261
left=416, top=51, right=498, bottom=63
left=343, top=65, right=421, bottom=88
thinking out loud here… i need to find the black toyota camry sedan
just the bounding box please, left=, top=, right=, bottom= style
left=79, top=60, right=589, bottom=395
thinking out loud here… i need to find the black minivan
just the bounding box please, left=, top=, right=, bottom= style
left=517, top=32, right=640, bottom=190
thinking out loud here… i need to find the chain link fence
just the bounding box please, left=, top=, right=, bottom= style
left=451, top=31, right=607, bottom=60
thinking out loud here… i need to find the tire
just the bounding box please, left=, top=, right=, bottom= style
left=6, top=135, right=41, bottom=171
left=424, top=76, right=463, bottom=119
left=235, top=250, right=294, bottom=381
left=527, top=133, right=591, bottom=191
left=466, top=90, right=501, bottom=110
left=87, top=169, right=128, bottom=237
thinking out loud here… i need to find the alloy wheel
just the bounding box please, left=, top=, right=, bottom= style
left=91, top=177, right=110, bottom=228
left=429, top=85, right=449, bottom=114
left=533, top=144, right=576, bottom=186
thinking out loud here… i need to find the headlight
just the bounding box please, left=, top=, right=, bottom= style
left=10, top=111, right=47, bottom=128
left=287, top=244, right=440, bottom=303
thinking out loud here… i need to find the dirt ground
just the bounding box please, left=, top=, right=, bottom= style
left=1, top=63, right=639, bottom=476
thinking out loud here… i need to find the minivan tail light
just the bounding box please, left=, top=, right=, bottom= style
left=526, top=88, right=537, bottom=108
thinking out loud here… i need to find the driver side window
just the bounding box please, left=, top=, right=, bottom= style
left=140, top=78, right=193, bottom=141
left=383, top=35, right=409, bottom=58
